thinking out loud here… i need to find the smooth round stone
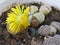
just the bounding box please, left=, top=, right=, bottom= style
left=28, top=27, right=36, bottom=37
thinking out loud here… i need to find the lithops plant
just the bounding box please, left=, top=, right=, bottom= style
left=29, top=14, right=33, bottom=24
left=38, top=25, right=50, bottom=36
left=42, top=36, right=56, bottom=45
left=53, top=35, right=60, bottom=45
left=29, top=5, right=38, bottom=15
left=51, top=21, right=60, bottom=31
left=38, top=25, right=57, bottom=36
left=49, top=25, right=57, bottom=35
left=39, top=5, right=52, bottom=15
left=43, top=35, right=60, bottom=45
left=30, top=16, right=39, bottom=28
left=6, top=5, right=30, bottom=35
left=31, top=12, right=45, bottom=28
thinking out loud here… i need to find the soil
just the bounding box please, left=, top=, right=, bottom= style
left=0, top=3, right=60, bottom=45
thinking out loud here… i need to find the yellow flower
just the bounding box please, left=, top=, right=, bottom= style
left=6, top=5, right=30, bottom=35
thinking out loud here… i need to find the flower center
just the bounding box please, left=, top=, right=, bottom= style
left=16, top=14, right=22, bottom=22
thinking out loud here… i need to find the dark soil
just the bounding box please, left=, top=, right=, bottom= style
left=0, top=3, right=60, bottom=45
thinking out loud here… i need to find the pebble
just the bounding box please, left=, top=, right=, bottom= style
left=11, top=39, right=17, bottom=45
left=0, top=40, right=5, bottom=45
left=17, top=41, right=22, bottom=45
left=28, top=27, right=36, bottom=37
left=1, top=22, right=6, bottom=28
left=31, top=37, right=42, bottom=45
left=0, top=30, right=4, bottom=40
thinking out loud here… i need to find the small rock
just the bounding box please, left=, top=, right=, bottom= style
left=0, top=40, right=5, bottom=45
left=28, top=27, right=36, bottom=37
left=11, top=39, right=17, bottom=45
left=5, top=39, right=11, bottom=45
left=1, top=22, right=6, bottom=28
left=31, top=37, right=42, bottom=45
left=23, top=39, right=26, bottom=42
left=0, top=30, right=4, bottom=40
left=17, top=41, right=21, bottom=45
